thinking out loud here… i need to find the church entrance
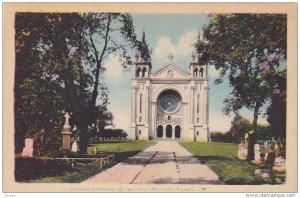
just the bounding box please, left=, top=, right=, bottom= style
left=157, top=125, right=163, bottom=138
left=175, top=125, right=181, bottom=139
left=166, top=125, right=172, bottom=138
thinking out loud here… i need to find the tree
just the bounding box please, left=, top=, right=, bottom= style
left=266, top=70, right=287, bottom=140
left=15, top=13, right=83, bottom=152
left=228, top=114, right=251, bottom=144
left=210, top=131, right=233, bottom=143
left=74, top=13, right=150, bottom=152
left=196, top=14, right=287, bottom=160
left=15, top=13, right=148, bottom=154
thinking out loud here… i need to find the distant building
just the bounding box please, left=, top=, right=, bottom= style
left=129, top=54, right=210, bottom=141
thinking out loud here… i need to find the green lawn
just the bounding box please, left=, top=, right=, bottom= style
left=88, top=140, right=153, bottom=162
left=30, top=140, right=152, bottom=183
left=180, top=141, right=285, bottom=185
left=88, top=140, right=153, bottom=154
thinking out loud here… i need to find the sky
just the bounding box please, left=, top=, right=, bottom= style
left=102, top=14, right=269, bottom=133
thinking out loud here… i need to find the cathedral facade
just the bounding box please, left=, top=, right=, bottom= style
left=129, top=55, right=210, bottom=142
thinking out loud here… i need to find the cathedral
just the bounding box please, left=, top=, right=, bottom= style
left=129, top=54, right=210, bottom=142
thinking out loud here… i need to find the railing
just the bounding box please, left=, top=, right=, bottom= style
left=19, top=154, right=115, bottom=168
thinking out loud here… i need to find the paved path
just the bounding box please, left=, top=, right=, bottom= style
left=82, top=141, right=220, bottom=184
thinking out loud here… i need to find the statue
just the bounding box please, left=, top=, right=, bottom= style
left=168, top=53, right=174, bottom=62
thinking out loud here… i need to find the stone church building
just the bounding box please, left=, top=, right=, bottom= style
left=129, top=55, right=210, bottom=142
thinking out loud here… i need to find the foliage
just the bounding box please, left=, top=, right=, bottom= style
left=210, top=131, right=233, bottom=143
left=16, top=159, right=114, bottom=183
left=228, top=114, right=251, bottom=144
left=15, top=157, right=75, bottom=182
left=266, top=71, right=287, bottom=140
left=196, top=14, right=287, bottom=160
left=90, top=128, right=128, bottom=142
left=15, top=13, right=148, bottom=153
left=181, top=142, right=285, bottom=185
left=228, top=114, right=272, bottom=143
left=255, top=124, right=272, bottom=141
left=15, top=13, right=82, bottom=152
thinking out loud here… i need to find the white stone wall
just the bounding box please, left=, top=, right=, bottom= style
left=129, top=59, right=210, bottom=142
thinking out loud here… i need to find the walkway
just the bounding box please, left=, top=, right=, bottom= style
left=82, top=141, right=220, bottom=184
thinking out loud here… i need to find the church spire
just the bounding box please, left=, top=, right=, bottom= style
left=197, top=30, right=201, bottom=42
left=142, top=29, right=146, bottom=43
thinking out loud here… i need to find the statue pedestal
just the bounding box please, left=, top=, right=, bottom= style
left=61, top=131, right=72, bottom=150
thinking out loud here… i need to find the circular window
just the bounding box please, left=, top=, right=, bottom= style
left=158, top=90, right=181, bottom=113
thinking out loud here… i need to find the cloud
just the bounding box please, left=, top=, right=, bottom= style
left=208, top=65, right=220, bottom=78
left=153, top=30, right=198, bottom=62
left=104, top=53, right=127, bottom=84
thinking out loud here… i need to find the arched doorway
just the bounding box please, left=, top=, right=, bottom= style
left=157, top=125, right=163, bottom=138
left=166, top=125, right=172, bottom=138
left=175, top=125, right=181, bottom=139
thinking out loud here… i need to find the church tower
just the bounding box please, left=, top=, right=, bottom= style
left=129, top=32, right=152, bottom=140
left=189, top=51, right=210, bottom=141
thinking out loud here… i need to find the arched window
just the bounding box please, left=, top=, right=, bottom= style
left=194, top=68, right=198, bottom=77
left=136, top=67, right=141, bottom=78
left=142, top=68, right=147, bottom=77
left=200, top=68, right=204, bottom=78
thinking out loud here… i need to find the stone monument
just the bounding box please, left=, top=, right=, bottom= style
left=273, top=157, right=286, bottom=172
left=71, top=140, right=79, bottom=153
left=61, top=112, right=72, bottom=150
left=238, top=142, right=247, bottom=160
left=254, top=143, right=261, bottom=163
left=22, top=138, right=34, bottom=157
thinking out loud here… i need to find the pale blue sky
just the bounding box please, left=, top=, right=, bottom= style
left=103, top=14, right=269, bottom=132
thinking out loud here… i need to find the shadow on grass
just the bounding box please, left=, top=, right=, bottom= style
left=192, top=155, right=268, bottom=185
left=89, top=140, right=134, bottom=145
left=193, top=155, right=235, bottom=163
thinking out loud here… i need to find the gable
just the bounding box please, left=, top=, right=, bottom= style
left=152, top=63, right=190, bottom=79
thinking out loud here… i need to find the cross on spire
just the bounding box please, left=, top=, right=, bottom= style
left=168, top=53, right=174, bottom=62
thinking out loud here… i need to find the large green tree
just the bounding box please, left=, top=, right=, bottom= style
left=196, top=14, right=287, bottom=160
left=15, top=13, right=148, bottom=153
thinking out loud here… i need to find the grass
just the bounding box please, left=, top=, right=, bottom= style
left=31, top=163, right=110, bottom=183
left=88, top=140, right=154, bottom=162
left=180, top=141, right=285, bottom=185
left=29, top=140, right=152, bottom=183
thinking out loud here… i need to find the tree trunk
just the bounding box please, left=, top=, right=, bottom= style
left=246, top=101, right=260, bottom=161
left=78, top=120, right=89, bottom=154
